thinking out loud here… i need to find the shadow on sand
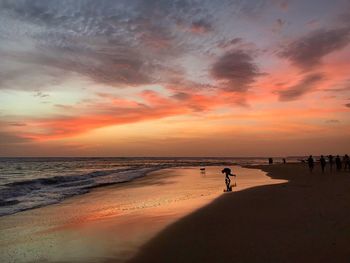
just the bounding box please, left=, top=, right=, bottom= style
left=126, top=163, right=350, bottom=263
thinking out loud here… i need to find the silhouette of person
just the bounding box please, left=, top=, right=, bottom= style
left=268, top=158, right=273, bottom=164
left=222, top=167, right=236, bottom=192
left=328, top=155, right=334, bottom=171
left=307, top=155, right=314, bottom=172
left=319, top=155, right=326, bottom=173
left=335, top=155, right=342, bottom=171
left=283, top=158, right=286, bottom=164
left=343, top=154, right=349, bottom=171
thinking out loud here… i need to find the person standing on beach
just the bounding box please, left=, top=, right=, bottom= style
left=307, top=155, right=314, bottom=172
left=222, top=168, right=236, bottom=192
left=335, top=155, right=342, bottom=171
left=343, top=154, right=349, bottom=171
left=328, top=155, right=334, bottom=171
left=320, top=155, right=326, bottom=173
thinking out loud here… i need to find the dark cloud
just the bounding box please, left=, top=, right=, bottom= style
left=272, top=18, right=286, bottom=33
left=8, top=122, right=27, bottom=127
left=0, top=44, right=152, bottom=88
left=322, top=85, right=350, bottom=92
left=345, top=103, right=350, bottom=108
left=0, top=0, right=208, bottom=89
left=279, top=1, right=288, bottom=10
left=338, top=12, right=350, bottom=26
left=54, top=104, right=75, bottom=110
left=34, top=91, right=49, bottom=98
left=306, top=19, right=319, bottom=27
left=1, top=1, right=136, bottom=31
left=276, top=18, right=285, bottom=26
left=190, top=19, right=212, bottom=34
left=277, top=73, right=324, bottom=101
left=0, top=132, right=30, bottom=144
left=0, top=0, right=299, bottom=93
left=217, top=38, right=244, bottom=49
left=280, top=27, right=350, bottom=69
left=322, top=79, right=350, bottom=93
left=171, top=92, right=191, bottom=100
left=325, top=119, right=340, bottom=124
left=211, top=50, right=260, bottom=92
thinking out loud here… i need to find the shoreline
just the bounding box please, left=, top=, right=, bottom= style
left=0, top=161, right=236, bottom=218
left=128, top=163, right=350, bottom=263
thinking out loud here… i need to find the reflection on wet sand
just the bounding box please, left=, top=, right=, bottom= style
left=0, top=166, right=284, bottom=262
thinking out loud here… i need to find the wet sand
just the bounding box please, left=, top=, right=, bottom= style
left=128, top=163, right=350, bottom=263
left=0, top=165, right=281, bottom=263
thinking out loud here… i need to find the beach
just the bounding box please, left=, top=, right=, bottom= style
left=2, top=162, right=349, bottom=263
left=0, top=164, right=282, bottom=263
left=129, top=163, right=350, bottom=263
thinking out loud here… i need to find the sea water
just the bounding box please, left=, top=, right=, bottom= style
left=0, top=157, right=299, bottom=216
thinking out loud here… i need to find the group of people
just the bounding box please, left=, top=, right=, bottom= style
left=307, top=154, right=350, bottom=173
left=221, top=154, right=349, bottom=191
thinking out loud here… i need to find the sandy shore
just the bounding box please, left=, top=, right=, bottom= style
left=128, top=163, right=350, bottom=263
left=0, top=165, right=279, bottom=263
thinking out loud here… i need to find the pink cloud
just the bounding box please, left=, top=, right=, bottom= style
left=15, top=87, right=251, bottom=141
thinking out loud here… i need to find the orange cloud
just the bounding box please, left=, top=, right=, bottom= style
left=14, top=86, right=255, bottom=141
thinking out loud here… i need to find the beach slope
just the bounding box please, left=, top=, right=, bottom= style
left=128, top=163, right=350, bottom=263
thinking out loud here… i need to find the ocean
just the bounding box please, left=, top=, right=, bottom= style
left=0, top=157, right=298, bottom=216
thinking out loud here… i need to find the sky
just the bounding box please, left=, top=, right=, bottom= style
left=0, top=0, right=350, bottom=157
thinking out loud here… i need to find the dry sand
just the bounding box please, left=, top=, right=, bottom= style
left=128, top=163, right=350, bottom=263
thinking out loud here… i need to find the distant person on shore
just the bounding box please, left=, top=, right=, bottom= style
left=335, top=155, right=342, bottom=171
left=307, top=155, right=314, bottom=172
left=283, top=158, right=286, bottom=164
left=268, top=158, right=273, bottom=164
left=328, top=155, right=334, bottom=171
left=222, top=167, right=236, bottom=192
left=319, top=155, right=326, bottom=173
left=343, top=154, right=349, bottom=171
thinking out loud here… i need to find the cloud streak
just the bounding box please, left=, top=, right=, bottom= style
left=276, top=73, right=324, bottom=101
left=15, top=89, right=234, bottom=140
left=280, top=27, right=350, bottom=70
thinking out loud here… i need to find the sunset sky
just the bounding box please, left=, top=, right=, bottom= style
left=0, top=0, right=349, bottom=157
